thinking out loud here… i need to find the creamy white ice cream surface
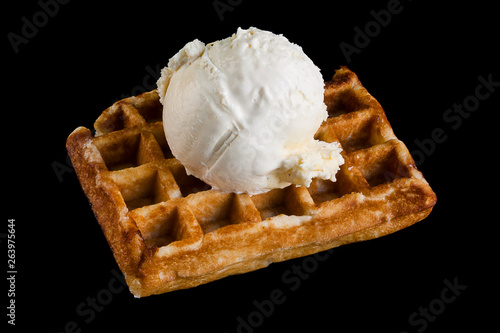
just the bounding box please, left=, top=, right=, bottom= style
left=157, top=27, right=344, bottom=195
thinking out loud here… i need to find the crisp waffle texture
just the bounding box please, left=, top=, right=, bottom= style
left=66, top=67, right=436, bottom=297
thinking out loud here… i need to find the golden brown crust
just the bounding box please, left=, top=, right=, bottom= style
left=66, top=67, right=436, bottom=297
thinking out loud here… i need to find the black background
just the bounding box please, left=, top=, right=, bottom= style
left=5, top=0, right=498, bottom=332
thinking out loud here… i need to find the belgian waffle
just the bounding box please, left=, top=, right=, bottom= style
left=66, top=67, right=436, bottom=297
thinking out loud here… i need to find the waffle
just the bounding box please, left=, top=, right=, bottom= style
left=66, top=67, right=436, bottom=297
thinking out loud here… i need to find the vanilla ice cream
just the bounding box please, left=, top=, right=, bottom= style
left=157, top=27, right=344, bottom=195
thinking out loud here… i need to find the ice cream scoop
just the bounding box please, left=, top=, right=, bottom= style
left=157, top=27, right=344, bottom=195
